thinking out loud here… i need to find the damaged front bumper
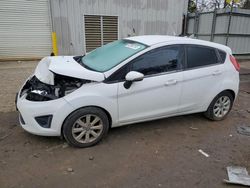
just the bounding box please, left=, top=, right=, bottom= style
left=16, top=87, right=75, bottom=136
left=15, top=56, right=101, bottom=137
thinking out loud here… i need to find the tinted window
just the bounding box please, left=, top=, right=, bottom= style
left=106, top=64, right=130, bottom=82
left=131, top=45, right=183, bottom=76
left=187, top=45, right=218, bottom=69
left=218, top=50, right=226, bottom=63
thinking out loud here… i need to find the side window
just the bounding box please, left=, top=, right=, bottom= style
left=186, top=45, right=219, bottom=69
left=218, top=50, right=227, bottom=63
left=131, top=45, right=183, bottom=76
left=105, top=64, right=130, bottom=82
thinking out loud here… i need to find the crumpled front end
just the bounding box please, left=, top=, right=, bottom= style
left=16, top=56, right=102, bottom=136
left=16, top=72, right=86, bottom=136
left=16, top=90, right=75, bottom=136
left=34, top=57, right=55, bottom=85
left=18, top=56, right=99, bottom=101
left=20, top=74, right=91, bottom=101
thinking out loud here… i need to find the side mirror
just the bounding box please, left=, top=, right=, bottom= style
left=124, top=71, right=144, bottom=89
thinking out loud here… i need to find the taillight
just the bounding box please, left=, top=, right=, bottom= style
left=230, top=55, right=240, bottom=72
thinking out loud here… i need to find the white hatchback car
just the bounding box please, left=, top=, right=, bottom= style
left=16, top=35, right=240, bottom=147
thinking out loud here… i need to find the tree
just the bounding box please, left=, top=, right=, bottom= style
left=241, top=0, right=250, bottom=8
left=189, top=0, right=247, bottom=13
left=196, top=0, right=226, bottom=12
left=195, top=0, right=244, bottom=12
left=224, top=0, right=243, bottom=8
left=188, top=0, right=197, bottom=13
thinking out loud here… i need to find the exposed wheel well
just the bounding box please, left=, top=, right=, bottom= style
left=60, top=106, right=112, bottom=138
left=204, top=89, right=235, bottom=121
left=204, top=89, right=236, bottom=114
left=222, top=89, right=236, bottom=101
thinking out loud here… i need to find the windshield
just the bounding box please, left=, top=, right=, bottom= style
left=81, top=40, right=147, bottom=72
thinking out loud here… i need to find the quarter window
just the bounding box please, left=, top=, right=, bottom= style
left=131, top=45, right=183, bottom=76
left=186, top=45, right=219, bottom=69
left=218, top=50, right=227, bottom=63
left=106, top=64, right=130, bottom=82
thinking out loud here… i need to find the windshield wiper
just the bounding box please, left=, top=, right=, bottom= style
left=73, top=55, right=84, bottom=64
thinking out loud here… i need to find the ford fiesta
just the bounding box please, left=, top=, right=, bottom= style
left=16, top=35, right=240, bottom=147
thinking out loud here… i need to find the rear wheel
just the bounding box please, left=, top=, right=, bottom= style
left=204, top=91, right=234, bottom=121
left=63, top=107, right=109, bottom=148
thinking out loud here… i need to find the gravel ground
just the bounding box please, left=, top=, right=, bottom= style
left=0, top=61, right=38, bottom=112
left=0, top=60, right=249, bottom=188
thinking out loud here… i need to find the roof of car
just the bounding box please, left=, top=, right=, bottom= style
left=126, top=35, right=232, bottom=54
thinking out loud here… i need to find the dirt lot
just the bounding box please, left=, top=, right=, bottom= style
left=0, top=60, right=250, bottom=188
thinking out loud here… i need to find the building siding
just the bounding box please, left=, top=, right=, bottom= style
left=50, top=0, right=188, bottom=55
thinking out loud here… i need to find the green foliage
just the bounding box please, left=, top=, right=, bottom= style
left=188, top=0, right=197, bottom=13
left=242, top=0, right=250, bottom=9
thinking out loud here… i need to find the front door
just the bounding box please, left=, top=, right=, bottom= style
left=117, top=45, right=185, bottom=124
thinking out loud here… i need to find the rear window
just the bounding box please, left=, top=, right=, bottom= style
left=187, top=45, right=219, bottom=69
left=218, top=50, right=227, bottom=63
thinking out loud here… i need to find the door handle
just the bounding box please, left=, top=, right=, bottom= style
left=212, top=70, right=222, bottom=76
left=165, top=79, right=177, bottom=86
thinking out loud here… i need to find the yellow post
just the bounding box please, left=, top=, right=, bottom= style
left=52, top=32, right=58, bottom=56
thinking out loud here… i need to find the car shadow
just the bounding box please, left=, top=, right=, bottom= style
left=8, top=111, right=218, bottom=148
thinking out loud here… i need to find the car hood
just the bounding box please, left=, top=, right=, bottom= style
left=34, top=56, right=105, bottom=85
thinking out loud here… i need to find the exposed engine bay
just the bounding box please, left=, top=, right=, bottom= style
left=20, top=74, right=91, bottom=101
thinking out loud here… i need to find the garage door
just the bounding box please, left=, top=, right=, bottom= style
left=0, top=0, right=52, bottom=60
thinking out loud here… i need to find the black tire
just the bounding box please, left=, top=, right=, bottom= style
left=63, top=107, right=109, bottom=148
left=204, top=91, right=234, bottom=121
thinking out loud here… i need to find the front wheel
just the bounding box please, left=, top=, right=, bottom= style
left=63, top=107, right=109, bottom=148
left=204, top=91, right=234, bottom=121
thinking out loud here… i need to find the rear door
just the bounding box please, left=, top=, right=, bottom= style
left=179, top=44, right=225, bottom=113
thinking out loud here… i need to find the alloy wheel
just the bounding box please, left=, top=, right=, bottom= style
left=72, top=114, right=103, bottom=143
left=213, top=96, right=231, bottom=118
